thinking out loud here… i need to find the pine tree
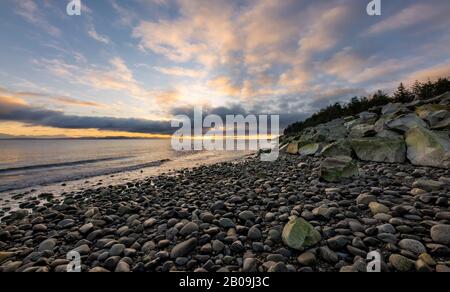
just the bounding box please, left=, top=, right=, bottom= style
left=394, top=82, right=413, bottom=103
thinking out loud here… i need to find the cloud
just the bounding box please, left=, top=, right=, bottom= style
left=15, top=0, right=61, bottom=36
left=0, top=86, right=102, bottom=108
left=367, top=4, right=440, bottom=35
left=404, top=60, right=450, bottom=85
left=154, top=66, right=205, bottom=78
left=0, top=97, right=173, bottom=134
left=35, top=57, right=153, bottom=101
left=88, top=25, right=111, bottom=44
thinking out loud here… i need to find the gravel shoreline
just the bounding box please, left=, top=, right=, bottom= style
left=0, top=153, right=449, bottom=272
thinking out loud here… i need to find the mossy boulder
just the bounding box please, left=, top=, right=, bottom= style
left=415, top=104, right=449, bottom=119
left=349, top=124, right=376, bottom=138
left=298, top=143, right=321, bottom=156
left=405, top=126, right=450, bottom=168
left=286, top=142, right=299, bottom=154
left=386, top=113, right=428, bottom=133
left=282, top=217, right=321, bottom=250
left=319, top=156, right=359, bottom=182
left=350, top=137, right=406, bottom=163
left=321, top=140, right=352, bottom=157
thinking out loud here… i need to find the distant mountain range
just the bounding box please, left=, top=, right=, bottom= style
left=0, top=133, right=160, bottom=140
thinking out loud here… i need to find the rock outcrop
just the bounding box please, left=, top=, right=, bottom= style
left=283, top=92, right=450, bottom=174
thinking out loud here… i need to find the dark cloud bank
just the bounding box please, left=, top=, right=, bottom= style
left=0, top=99, right=308, bottom=135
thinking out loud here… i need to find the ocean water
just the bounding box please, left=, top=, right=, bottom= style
left=0, top=139, right=251, bottom=193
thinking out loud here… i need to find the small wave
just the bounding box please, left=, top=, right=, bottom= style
left=0, top=158, right=171, bottom=193
left=0, top=156, right=133, bottom=173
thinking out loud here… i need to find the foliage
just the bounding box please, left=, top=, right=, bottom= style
left=284, top=77, right=450, bottom=136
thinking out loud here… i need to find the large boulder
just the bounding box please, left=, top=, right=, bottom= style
left=382, top=103, right=407, bottom=115
left=349, top=124, right=376, bottom=138
left=282, top=217, right=321, bottom=250
left=431, top=117, right=450, bottom=130
left=386, top=113, right=428, bottom=133
left=319, top=156, right=359, bottom=182
left=416, top=104, right=450, bottom=129
left=298, top=143, right=321, bottom=156
left=376, top=129, right=402, bottom=138
left=359, top=112, right=378, bottom=124
left=350, top=137, right=406, bottom=163
left=405, top=126, right=450, bottom=168
left=321, top=140, right=352, bottom=157
left=287, top=142, right=299, bottom=154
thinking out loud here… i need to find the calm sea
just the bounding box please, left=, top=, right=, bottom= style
left=0, top=139, right=250, bottom=193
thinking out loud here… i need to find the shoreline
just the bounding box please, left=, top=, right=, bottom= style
left=0, top=153, right=449, bottom=272
left=0, top=150, right=253, bottom=213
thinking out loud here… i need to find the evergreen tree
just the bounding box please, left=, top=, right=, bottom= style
left=394, top=83, right=413, bottom=103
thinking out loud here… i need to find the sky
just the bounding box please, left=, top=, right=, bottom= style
left=1, top=0, right=450, bottom=138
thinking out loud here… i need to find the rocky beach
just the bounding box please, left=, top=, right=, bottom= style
left=1, top=93, right=450, bottom=273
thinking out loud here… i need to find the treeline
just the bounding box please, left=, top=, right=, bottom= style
left=284, top=77, right=450, bottom=136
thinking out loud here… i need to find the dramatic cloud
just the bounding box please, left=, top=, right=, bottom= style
left=2, top=0, right=450, bottom=136
left=0, top=96, right=173, bottom=134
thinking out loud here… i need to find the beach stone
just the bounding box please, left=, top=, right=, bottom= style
left=430, top=225, right=450, bottom=245
left=212, top=240, right=225, bottom=252
left=369, top=202, right=390, bottom=215
left=436, top=265, right=450, bottom=273
left=415, top=260, right=433, bottom=272
left=242, top=258, right=258, bottom=272
left=0, top=252, right=15, bottom=264
left=327, top=235, right=350, bottom=250
left=389, top=254, right=414, bottom=272
left=238, top=211, right=256, bottom=221
left=73, top=244, right=90, bottom=255
left=170, top=238, right=197, bottom=259
left=297, top=252, right=316, bottom=266
left=377, top=224, right=396, bottom=234
left=38, top=238, right=57, bottom=252
left=281, top=217, right=321, bottom=250
left=115, top=261, right=130, bottom=273
left=143, top=218, right=157, bottom=228
left=109, top=244, right=125, bottom=256
left=412, top=179, right=445, bottom=191
left=319, top=246, right=339, bottom=263
left=419, top=253, right=436, bottom=266
left=219, top=218, right=235, bottom=228
left=79, top=223, right=94, bottom=234
left=89, top=267, right=110, bottom=273
left=399, top=239, right=426, bottom=255
left=57, top=219, right=75, bottom=229
left=179, top=222, right=199, bottom=236
left=84, top=207, right=99, bottom=218
left=33, top=224, right=47, bottom=233
left=247, top=226, right=262, bottom=241
left=356, top=194, right=377, bottom=205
